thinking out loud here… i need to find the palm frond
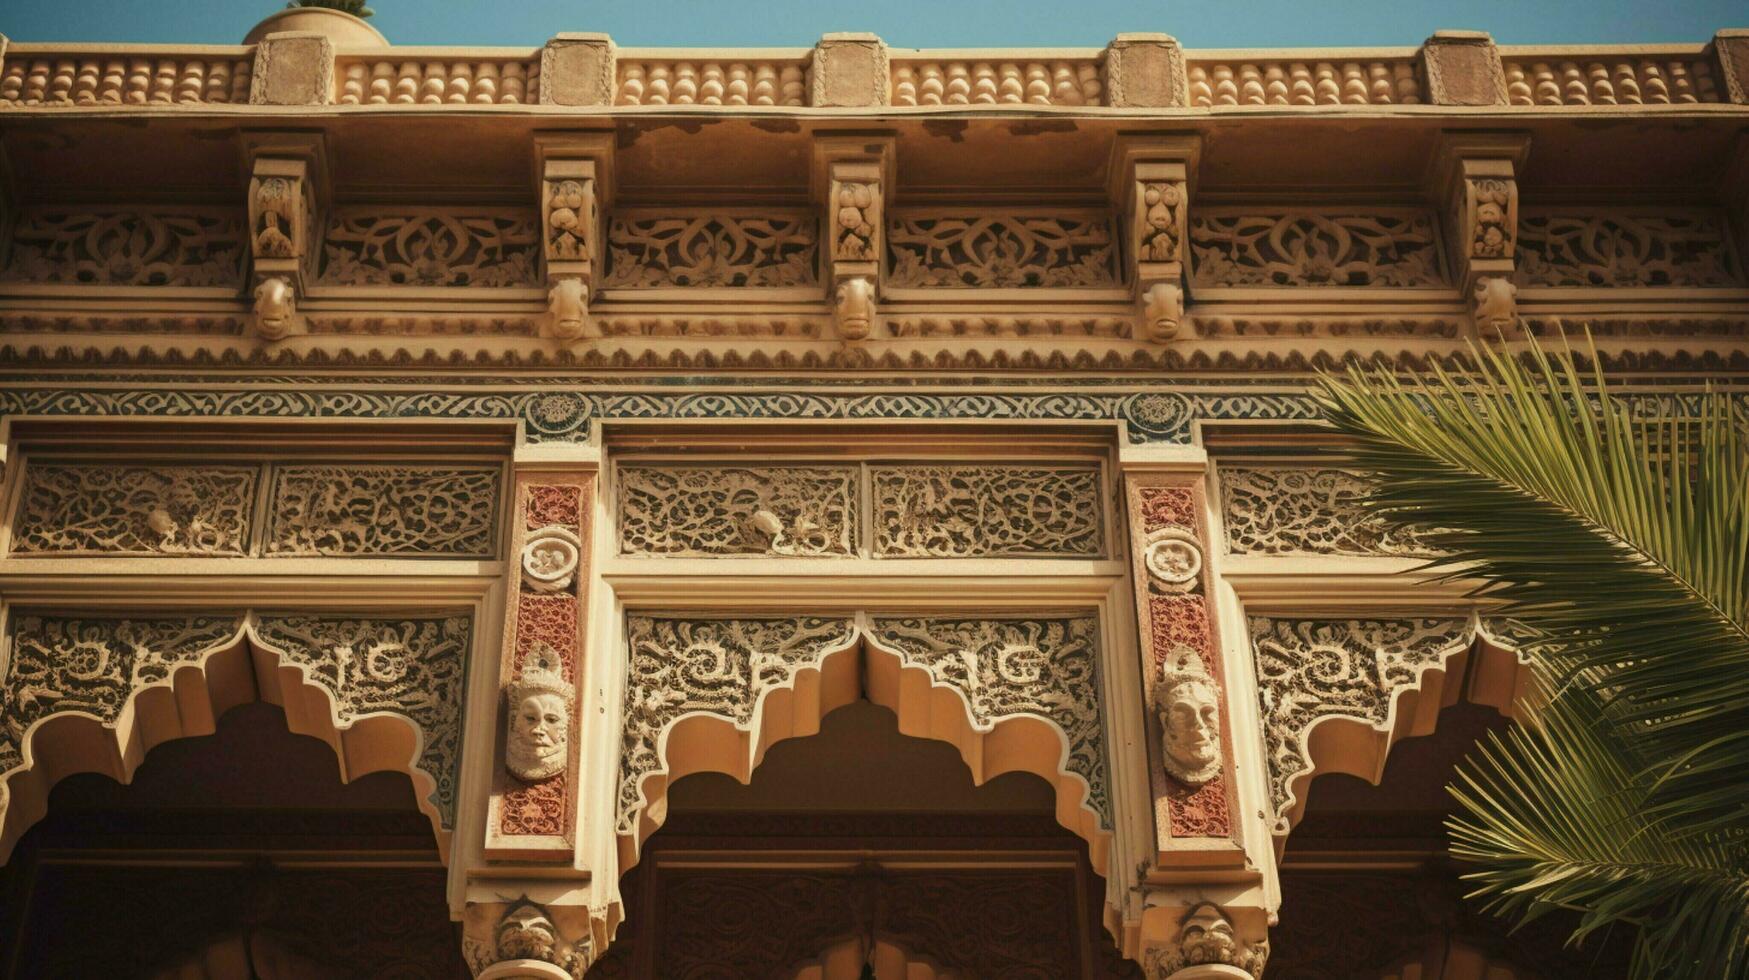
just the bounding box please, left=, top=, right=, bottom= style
left=1314, top=338, right=1749, bottom=837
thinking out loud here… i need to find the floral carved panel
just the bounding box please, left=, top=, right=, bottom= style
left=886, top=209, right=1120, bottom=288
left=870, top=464, right=1106, bottom=558
left=0, top=614, right=244, bottom=778
left=617, top=615, right=858, bottom=833
left=1, top=208, right=246, bottom=287
left=1250, top=616, right=1476, bottom=829
left=617, top=464, right=857, bottom=557
left=252, top=613, right=474, bottom=827
left=1514, top=209, right=1745, bottom=288
left=602, top=211, right=818, bottom=288
left=11, top=462, right=258, bottom=556
left=868, top=616, right=1110, bottom=829
left=1220, top=467, right=1436, bottom=556
left=317, top=208, right=541, bottom=287
left=264, top=464, right=501, bottom=558
left=1189, top=209, right=1449, bottom=288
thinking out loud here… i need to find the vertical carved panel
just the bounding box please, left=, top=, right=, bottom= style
left=486, top=475, right=594, bottom=859
left=1125, top=473, right=1236, bottom=846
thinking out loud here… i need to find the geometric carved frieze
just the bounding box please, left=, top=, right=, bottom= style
left=616, top=464, right=859, bottom=557
left=0, top=208, right=247, bottom=288
left=0, top=611, right=472, bottom=840
left=616, top=615, right=858, bottom=834
left=11, top=462, right=259, bottom=556
left=870, top=464, right=1106, bottom=558
left=602, top=211, right=819, bottom=288
left=1249, top=616, right=1478, bottom=832
left=615, top=461, right=1107, bottom=559
left=1188, top=209, right=1449, bottom=288
left=866, top=615, right=1111, bottom=829
left=317, top=208, right=541, bottom=287
left=1514, top=208, right=1745, bottom=288
left=264, top=464, right=502, bottom=558
left=1219, top=467, right=1437, bottom=557
left=7, top=459, right=502, bottom=559
left=249, top=613, right=474, bottom=828
left=886, top=209, right=1121, bottom=288
left=1125, top=477, right=1237, bottom=845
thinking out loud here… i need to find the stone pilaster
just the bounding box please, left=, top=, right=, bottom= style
left=535, top=133, right=614, bottom=342
left=249, top=31, right=334, bottom=105
left=483, top=461, right=596, bottom=860
left=814, top=134, right=893, bottom=343
left=1420, top=30, right=1507, bottom=106
left=1105, top=34, right=1187, bottom=108
left=1432, top=131, right=1529, bottom=337
left=811, top=33, right=889, bottom=107
left=1111, top=135, right=1200, bottom=342
left=540, top=33, right=616, bottom=107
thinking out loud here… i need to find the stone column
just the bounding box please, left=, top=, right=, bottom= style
left=1420, top=30, right=1507, bottom=106
left=1110, top=135, right=1200, bottom=343
left=242, top=132, right=328, bottom=341
left=814, top=134, right=893, bottom=344
left=483, top=452, right=597, bottom=860
left=1120, top=446, right=1272, bottom=978
left=1432, top=132, right=1529, bottom=338
left=535, top=133, right=614, bottom=342
left=249, top=31, right=334, bottom=105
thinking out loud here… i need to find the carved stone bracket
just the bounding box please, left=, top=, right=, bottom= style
left=243, top=132, right=328, bottom=341
left=0, top=610, right=473, bottom=862
left=487, top=475, right=595, bottom=860
left=1432, top=131, right=1527, bottom=340
left=815, top=135, right=893, bottom=343
left=536, top=133, right=613, bottom=342
left=1125, top=473, right=1239, bottom=852
left=1111, top=135, right=1200, bottom=343
left=1249, top=615, right=1528, bottom=835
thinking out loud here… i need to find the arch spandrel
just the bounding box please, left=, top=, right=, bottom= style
left=0, top=609, right=475, bottom=863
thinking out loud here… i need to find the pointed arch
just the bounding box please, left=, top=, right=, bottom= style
left=0, top=609, right=473, bottom=863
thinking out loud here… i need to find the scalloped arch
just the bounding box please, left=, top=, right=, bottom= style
left=0, top=615, right=463, bottom=864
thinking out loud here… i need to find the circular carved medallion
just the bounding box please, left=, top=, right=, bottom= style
left=522, top=525, right=582, bottom=592
left=1144, top=527, right=1203, bottom=587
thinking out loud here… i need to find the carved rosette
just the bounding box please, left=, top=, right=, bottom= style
left=487, top=477, right=594, bottom=858
left=1126, top=475, right=1236, bottom=844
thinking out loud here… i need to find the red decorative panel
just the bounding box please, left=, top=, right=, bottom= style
left=526, top=483, right=583, bottom=529
left=1128, top=474, right=1235, bottom=844
left=500, top=774, right=567, bottom=837
left=515, top=593, right=580, bottom=678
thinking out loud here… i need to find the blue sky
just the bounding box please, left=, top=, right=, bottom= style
left=5, top=0, right=1742, bottom=48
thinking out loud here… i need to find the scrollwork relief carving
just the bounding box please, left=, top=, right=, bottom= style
left=1189, top=210, right=1447, bottom=288
left=617, top=615, right=858, bottom=833
left=1514, top=210, right=1744, bottom=288
left=617, top=464, right=857, bottom=557
left=603, top=212, right=818, bottom=288
left=0, top=614, right=244, bottom=778
left=868, top=616, right=1110, bottom=828
left=1, top=208, right=246, bottom=287
left=1250, top=616, right=1476, bottom=826
left=252, top=613, right=473, bottom=826
left=11, top=462, right=258, bottom=556
left=1220, top=467, right=1436, bottom=556
left=887, top=210, right=1119, bottom=288
left=318, top=209, right=540, bottom=287
left=264, top=464, right=501, bottom=558
left=870, top=464, right=1106, bottom=558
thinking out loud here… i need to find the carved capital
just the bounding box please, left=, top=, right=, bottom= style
left=811, top=33, right=888, bottom=107
left=1105, top=34, right=1187, bottom=107
left=463, top=897, right=603, bottom=980
left=249, top=31, right=333, bottom=105
left=1420, top=30, right=1507, bottom=106
left=1142, top=903, right=1270, bottom=980
left=540, top=33, right=616, bottom=106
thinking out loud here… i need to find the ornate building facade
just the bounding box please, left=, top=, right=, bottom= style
left=0, top=10, right=1745, bottom=977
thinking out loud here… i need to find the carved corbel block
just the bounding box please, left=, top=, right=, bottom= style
left=463, top=894, right=608, bottom=980
left=1420, top=30, right=1507, bottom=106
left=811, top=33, right=888, bottom=107
left=1717, top=30, right=1749, bottom=105
left=485, top=472, right=594, bottom=860
left=249, top=31, right=333, bottom=105
left=540, top=33, right=616, bottom=106
left=1140, top=900, right=1270, bottom=980
left=1433, top=132, right=1528, bottom=295
left=815, top=137, right=893, bottom=343
left=1105, top=34, right=1187, bottom=108
left=536, top=134, right=613, bottom=343
left=1112, top=136, right=1200, bottom=342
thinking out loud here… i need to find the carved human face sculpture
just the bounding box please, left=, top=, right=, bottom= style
left=1179, top=903, right=1239, bottom=965
left=507, top=691, right=568, bottom=781
left=1160, top=677, right=1221, bottom=786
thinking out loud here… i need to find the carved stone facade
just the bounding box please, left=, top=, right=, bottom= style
left=1220, top=467, right=1435, bottom=557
